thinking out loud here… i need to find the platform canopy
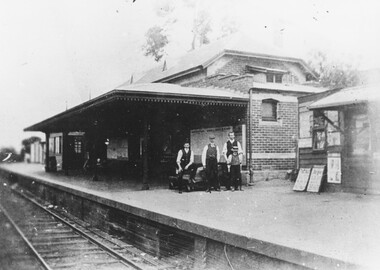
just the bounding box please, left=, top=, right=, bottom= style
left=24, top=83, right=248, bottom=132
left=308, top=84, right=380, bottom=110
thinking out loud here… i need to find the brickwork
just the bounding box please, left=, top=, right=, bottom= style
left=250, top=100, right=298, bottom=170
left=179, top=54, right=306, bottom=173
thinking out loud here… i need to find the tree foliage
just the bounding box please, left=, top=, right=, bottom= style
left=142, top=26, right=169, bottom=62
left=21, top=136, right=41, bottom=154
left=142, top=0, right=237, bottom=60
left=0, top=147, right=21, bottom=162
left=191, top=10, right=212, bottom=50
left=219, top=18, right=239, bottom=38
left=307, top=50, right=360, bottom=89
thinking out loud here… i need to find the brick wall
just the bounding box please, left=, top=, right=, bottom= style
left=180, top=55, right=303, bottom=173
left=249, top=98, right=298, bottom=170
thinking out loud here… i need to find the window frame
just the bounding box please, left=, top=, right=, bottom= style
left=54, top=136, right=62, bottom=154
left=266, top=73, right=283, bottom=83
left=311, top=111, right=327, bottom=151
left=261, top=99, right=278, bottom=122
left=74, top=137, right=83, bottom=154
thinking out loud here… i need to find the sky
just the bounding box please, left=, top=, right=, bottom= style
left=1, top=0, right=380, bottom=151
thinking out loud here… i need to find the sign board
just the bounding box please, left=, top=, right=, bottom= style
left=327, top=131, right=341, bottom=146
left=307, top=165, right=325, bottom=192
left=299, top=111, right=313, bottom=138
left=293, top=168, right=312, bottom=191
left=327, top=153, right=341, bottom=184
left=298, top=138, right=312, bottom=148
left=107, top=138, right=128, bottom=160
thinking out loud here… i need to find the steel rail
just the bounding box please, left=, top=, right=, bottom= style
left=0, top=203, right=53, bottom=270
left=12, top=188, right=145, bottom=270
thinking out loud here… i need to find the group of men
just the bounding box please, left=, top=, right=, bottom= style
left=176, top=131, right=243, bottom=193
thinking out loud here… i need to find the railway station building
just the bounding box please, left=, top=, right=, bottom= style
left=24, top=34, right=325, bottom=188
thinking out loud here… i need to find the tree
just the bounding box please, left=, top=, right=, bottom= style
left=142, top=26, right=169, bottom=62
left=219, top=17, right=240, bottom=38
left=20, top=136, right=41, bottom=160
left=307, top=50, right=360, bottom=89
left=191, top=10, right=212, bottom=50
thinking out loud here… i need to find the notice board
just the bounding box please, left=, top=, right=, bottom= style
left=307, top=165, right=325, bottom=192
left=107, top=138, right=128, bottom=160
left=327, top=153, right=341, bottom=184
left=293, top=168, right=312, bottom=191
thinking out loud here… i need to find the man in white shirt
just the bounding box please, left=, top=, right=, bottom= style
left=201, top=134, right=220, bottom=192
left=176, top=141, right=196, bottom=193
left=222, top=131, right=243, bottom=190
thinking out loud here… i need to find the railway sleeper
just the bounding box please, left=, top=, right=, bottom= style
left=31, top=239, right=89, bottom=246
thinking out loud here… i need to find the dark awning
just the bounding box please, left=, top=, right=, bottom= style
left=24, top=83, right=248, bottom=132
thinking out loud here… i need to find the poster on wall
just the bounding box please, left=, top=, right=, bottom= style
left=107, top=138, right=128, bottom=160
left=299, top=111, right=313, bottom=138
left=190, top=125, right=246, bottom=165
left=327, top=153, right=341, bottom=184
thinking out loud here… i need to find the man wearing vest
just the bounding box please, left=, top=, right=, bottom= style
left=222, top=131, right=243, bottom=190
left=176, top=141, right=196, bottom=193
left=202, top=134, right=220, bottom=193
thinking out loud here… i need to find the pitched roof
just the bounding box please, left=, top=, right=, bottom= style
left=114, top=82, right=247, bottom=100
left=136, top=33, right=317, bottom=84
left=308, top=84, right=380, bottom=110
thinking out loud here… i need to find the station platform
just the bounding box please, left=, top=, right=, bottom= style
left=1, top=163, right=379, bottom=270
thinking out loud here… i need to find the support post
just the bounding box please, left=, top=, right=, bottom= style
left=62, top=132, right=69, bottom=175
left=142, top=113, right=150, bottom=190
left=45, top=132, right=50, bottom=172
left=248, top=88, right=254, bottom=184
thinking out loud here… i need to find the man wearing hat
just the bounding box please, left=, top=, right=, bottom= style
left=176, top=141, right=196, bottom=193
left=227, top=145, right=243, bottom=191
left=201, top=134, right=220, bottom=192
left=222, top=131, right=243, bottom=190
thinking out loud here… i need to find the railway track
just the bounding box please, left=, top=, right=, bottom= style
left=0, top=182, right=176, bottom=270
left=0, top=205, right=46, bottom=270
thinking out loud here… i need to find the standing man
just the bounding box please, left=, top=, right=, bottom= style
left=222, top=131, right=243, bottom=190
left=202, top=134, right=220, bottom=192
left=176, top=141, right=196, bottom=193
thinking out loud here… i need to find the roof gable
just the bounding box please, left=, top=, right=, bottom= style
left=136, top=33, right=317, bottom=84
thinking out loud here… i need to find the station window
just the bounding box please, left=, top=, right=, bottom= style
left=312, top=129, right=326, bottom=150
left=312, top=111, right=326, bottom=151
left=261, top=99, right=278, bottom=121
left=74, top=137, right=82, bottom=154
left=49, top=138, right=54, bottom=153
left=266, top=73, right=283, bottom=83
left=54, top=136, right=61, bottom=154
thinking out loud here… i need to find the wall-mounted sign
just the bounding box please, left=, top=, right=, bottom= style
left=299, top=111, right=313, bottom=138
left=293, top=168, right=312, bottom=191
left=307, top=165, right=325, bottom=192
left=107, top=138, right=128, bottom=160
left=327, top=153, right=341, bottom=184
